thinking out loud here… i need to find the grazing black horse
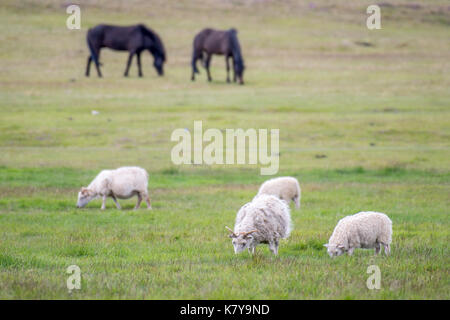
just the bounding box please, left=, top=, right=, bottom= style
left=191, top=28, right=245, bottom=84
left=85, top=24, right=166, bottom=77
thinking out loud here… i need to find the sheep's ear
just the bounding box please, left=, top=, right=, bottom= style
left=323, top=244, right=329, bottom=248
left=81, top=188, right=93, bottom=196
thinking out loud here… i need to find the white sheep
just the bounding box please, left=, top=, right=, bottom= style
left=76, top=166, right=151, bottom=210
left=324, top=211, right=392, bottom=257
left=256, top=176, right=301, bottom=209
left=226, top=194, right=292, bottom=255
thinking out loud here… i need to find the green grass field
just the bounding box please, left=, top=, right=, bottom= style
left=0, top=0, right=449, bottom=299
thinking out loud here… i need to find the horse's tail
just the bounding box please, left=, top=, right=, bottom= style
left=191, top=36, right=201, bottom=74
left=86, top=30, right=100, bottom=66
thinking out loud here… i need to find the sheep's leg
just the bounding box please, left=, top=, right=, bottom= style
left=248, top=246, right=255, bottom=255
left=134, top=193, right=142, bottom=210
left=269, top=244, right=276, bottom=255
left=111, top=194, right=121, bottom=210
left=269, top=241, right=279, bottom=255
left=347, top=247, right=354, bottom=256
left=294, top=196, right=300, bottom=209
left=143, top=193, right=152, bottom=210
left=375, top=243, right=381, bottom=255
left=101, top=195, right=107, bottom=210
left=383, top=243, right=390, bottom=256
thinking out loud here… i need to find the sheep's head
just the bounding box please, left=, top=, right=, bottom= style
left=226, top=226, right=257, bottom=254
left=324, top=243, right=346, bottom=257
left=76, top=187, right=96, bottom=208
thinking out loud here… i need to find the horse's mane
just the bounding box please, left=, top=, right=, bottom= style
left=138, top=24, right=166, bottom=61
left=228, top=29, right=244, bottom=72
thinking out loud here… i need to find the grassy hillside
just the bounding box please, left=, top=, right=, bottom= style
left=0, top=0, right=448, bottom=299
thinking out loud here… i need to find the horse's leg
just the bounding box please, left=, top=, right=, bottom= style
left=202, top=54, right=207, bottom=68
left=205, top=54, right=212, bottom=82
left=85, top=56, right=92, bottom=77
left=136, top=51, right=143, bottom=77
left=232, top=57, right=236, bottom=82
left=191, top=60, right=196, bottom=81
left=94, top=49, right=102, bottom=78
left=124, top=52, right=134, bottom=77
left=226, top=56, right=231, bottom=83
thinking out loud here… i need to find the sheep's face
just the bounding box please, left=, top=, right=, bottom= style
left=226, top=227, right=258, bottom=254
left=324, top=244, right=345, bottom=257
left=76, top=188, right=96, bottom=208
left=231, top=234, right=254, bottom=254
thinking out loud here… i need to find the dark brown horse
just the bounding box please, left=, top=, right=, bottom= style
left=191, top=28, right=245, bottom=84
left=85, top=24, right=166, bottom=77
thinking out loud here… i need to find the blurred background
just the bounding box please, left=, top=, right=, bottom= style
left=0, top=0, right=448, bottom=171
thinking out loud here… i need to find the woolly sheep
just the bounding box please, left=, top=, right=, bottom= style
left=324, top=211, right=392, bottom=257
left=256, top=176, right=301, bottom=209
left=226, top=194, right=292, bottom=255
left=76, top=166, right=151, bottom=210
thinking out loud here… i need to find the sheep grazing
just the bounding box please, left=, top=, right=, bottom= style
left=324, top=211, right=392, bottom=257
left=226, top=194, right=292, bottom=255
left=76, top=166, right=151, bottom=210
left=256, top=176, right=301, bottom=209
